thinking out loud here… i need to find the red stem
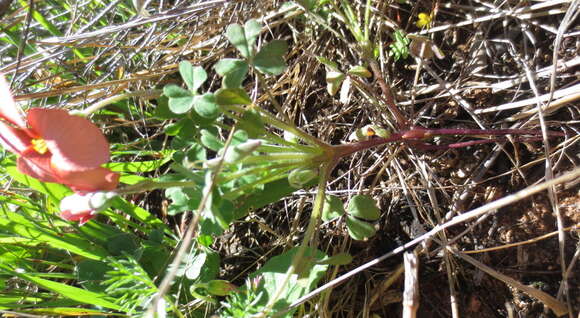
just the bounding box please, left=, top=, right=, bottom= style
left=367, top=59, right=410, bottom=129
left=331, top=127, right=564, bottom=159
left=400, top=128, right=565, bottom=140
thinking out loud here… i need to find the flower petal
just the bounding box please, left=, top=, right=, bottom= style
left=60, top=209, right=96, bottom=225
left=60, top=193, right=93, bottom=214
left=17, top=153, right=60, bottom=183
left=53, top=166, right=120, bottom=192
left=27, top=108, right=110, bottom=171
left=59, top=194, right=96, bottom=224
left=0, top=121, right=32, bottom=154
left=0, top=74, right=26, bottom=128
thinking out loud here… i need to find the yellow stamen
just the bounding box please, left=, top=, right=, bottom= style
left=31, top=138, right=48, bottom=154
left=416, top=12, right=433, bottom=28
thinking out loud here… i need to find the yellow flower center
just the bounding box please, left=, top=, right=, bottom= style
left=31, top=138, right=48, bottom=154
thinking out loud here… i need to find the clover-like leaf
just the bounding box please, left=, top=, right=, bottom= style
left=164, top=120, right=184, bottom=136
left=244, top=19, right=262, bottom=51
left=232, top=129, right=249, bottom=145
left=164, top=84, right=190, bottom=97
left=347, top=194, right=380, bottom=221
left=254, top=40, right=288, bottom=75
left=179, top=61, right=207, bottom=93
left=226, top=24, right=250, bottom=58
left=153, top=96, right=177, bottom=119
left=215, top=88, right=252, bottom=105
left=214, top=58, right=249, bottom=88
left=226, top=19, right=262, bottom=58
left=200, top=129, right=223, bottom=151
left=322, top=195, right=345, bottom=222
left=193, top=92, right=219, bottom=119
left=164, top=84, right=195, bottom=114
left=166, top=187, right=202, bottom=216
left=346, top=216, right=377, bottom=240
left=249, top=247, right=328, bottom=317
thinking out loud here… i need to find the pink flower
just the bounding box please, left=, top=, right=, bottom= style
left=0, top=74, right=119, bottom=192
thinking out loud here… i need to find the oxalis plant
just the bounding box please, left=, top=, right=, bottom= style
left=135, top=17, right=559, bottom=316
left=0, top=12, right=567, bottom=318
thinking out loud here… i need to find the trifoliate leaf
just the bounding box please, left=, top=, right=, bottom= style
left=226, top=23, right=250, bottom=58
left=215, top=88, right=252, bottom=105
left=193, top=93, right=219, bottom=119
left=347, top=195, right=380, bottom=221
left=179, top=61, right=207, bottom=92
left=346, top=216, right=377, bottom=240
left=164, top=84, right=194, bottom=114
left=214, top=58, right=249, bottom=88
left=244, top=19, right=262, bottom=50
left=225, top=19, right=262, bottom=58
left=322, top=195, right=345, bottom=222
left=254, top=40, right=288, bottom=75
left=200, top=129, right=223, bottom=151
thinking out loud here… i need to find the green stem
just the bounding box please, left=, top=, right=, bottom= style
left=255, top=72, right=291, bottom=124
left=259, top=142, right=319, bottom=154
left=219, top=161, right=303, bottom=184
left=222, top=165, right=300, bottom=200
left=258, top=162, right=332, bottom=317
left=222, top=103, right=331, bottom=150
left=242, top=152, right=320, bottom=164
left=255, top=106, right=331, bottom=149
left=116, top=180, right=197, bottom=195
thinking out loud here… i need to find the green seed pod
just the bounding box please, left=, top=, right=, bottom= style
left=224, top=139, right=262, bottom=163
left=203, top=157, right=223, bottom=169
left=288, top=167, right=318, bottom=188
left=88, top=191, right=118, bottom=213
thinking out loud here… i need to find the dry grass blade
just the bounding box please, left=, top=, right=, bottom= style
left=402, top=251, right=419, bottom=318
left=447, top=247, right=569, bottom=316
